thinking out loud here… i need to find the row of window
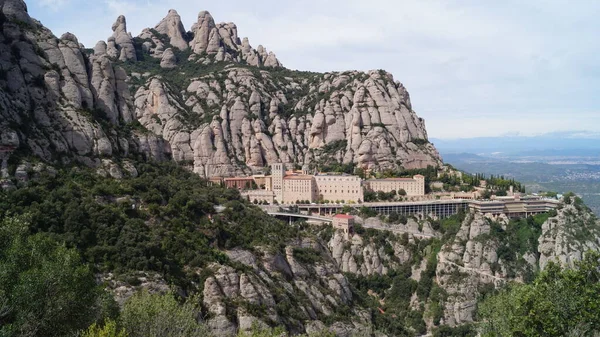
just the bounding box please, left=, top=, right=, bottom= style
left=321, top=190, right=360, bottom=194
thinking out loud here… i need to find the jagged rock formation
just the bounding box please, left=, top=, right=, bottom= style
left=0, top=0, right=440, bottom=180
left=103, top=238, right=375, bottom=337
left=159, top=48, right=177, bottom=69
left=538, top=197, right=600, bottom=270
left=187, top=11, right=281, bottom=67
left=435, top=213, right=510, bottom=326
left=325, top=199, right=600, bottom=332
left=136, top=67, right=440, bottom=176
left=107, top=15, right=137, bottom=61
left=0, top=0, right=172, bottom=180
left=199, top=238, right=374, bottom=337
left=154, top=9, right=188, bottom=51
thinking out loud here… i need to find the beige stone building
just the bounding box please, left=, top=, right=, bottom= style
left=224, top=177, right=255, bottom=189
left=241, top=190, right=275, bottom=204
left=272, top=163, right=285, bottom=203
left=282, top=174, right=317, bottom=204
left=252, top=175, right=270, bottom=189
left=315, top=174, right=363, bottom=203
left=365, top=175, right=425, bottom=196
left=266, top=164, right=364, bottom=204
left=332, top=214, right=355, bottom=239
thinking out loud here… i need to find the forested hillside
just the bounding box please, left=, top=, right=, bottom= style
left=2, top=162, right=600, bottom=336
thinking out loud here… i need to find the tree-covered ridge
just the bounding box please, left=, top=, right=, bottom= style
left=0, top=162, right=298, bottom=286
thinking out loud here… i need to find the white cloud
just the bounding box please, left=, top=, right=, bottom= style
left=36, top=0, right=71, bottom=10
left=27, top=0, right=600, bottom=139
left=104, top=0, right=141, bottom=17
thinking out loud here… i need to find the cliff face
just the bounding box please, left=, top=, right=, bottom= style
left=103, top=237, right=375, bottom=337
left=0, top=0, right=169, bottom=170
left=538, top=198, right=600, bottom=270
left=0, top=0, right=440, bottom=179
left=326, top=195, right=600, bottom=332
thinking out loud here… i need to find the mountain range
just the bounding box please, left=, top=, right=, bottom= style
left=432, top=131, right=600, bottom=157
left=1, top=1, right=600, bottom=336
left=0, top=0, right=440, bottom=179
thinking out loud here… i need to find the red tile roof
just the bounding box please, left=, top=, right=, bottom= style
left=334, top=214, right=354, bottom=219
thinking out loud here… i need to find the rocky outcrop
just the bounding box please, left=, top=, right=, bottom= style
left=107, top=15, right=137, bottom=61
left=199, top=238, right=370, bottom=336
left=100, top=272, right=170, bottom=306
left=188, top=11, right=281, bottom=67
left=0, top=1, right=440, bottom=179
left=329, top=229, right=413, bottom=276
left=325, top=208, right=600, bottom=331
left=435, top=213, right=507, bottom=326
left=0, top=1, right=166, bottom=175
left=138, top=68, right=440, bottom=176
left=538, top=196, right=600, bottom=270
left=1, top=0, right=32, bottom=24
left=160, top=48, right=177, bottom=69
left=154, top=9, right=188, bottom=50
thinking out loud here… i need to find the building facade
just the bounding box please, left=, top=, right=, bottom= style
left=272, top=163, right=285, bottom=204
left=241, top=190, right=275, bottom=204
left=365, top=175, right=426, bottom=196
left=282, top=175, right=317, bottom=204
left=224, top=177, right=255, bottom=189
left=269, top=164, right=365, bottom=204
left=315, top=174, right=363, bottom=203
left=332, top=214, right=355, bottom=239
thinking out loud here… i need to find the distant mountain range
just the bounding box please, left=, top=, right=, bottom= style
left=432, top=131, right=600, bottom=156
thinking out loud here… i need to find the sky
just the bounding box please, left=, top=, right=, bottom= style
left=25, top=0, right=600, bottom=139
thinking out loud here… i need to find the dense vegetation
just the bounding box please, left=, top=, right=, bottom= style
left=0, top=162, right=298, bottom=288
left=0, top=216, right=109, bottom=336
left=479, top=251, right=600, bottom=336
left=0, top=157, right=594, bottom=336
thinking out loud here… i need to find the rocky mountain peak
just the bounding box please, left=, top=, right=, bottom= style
left=0, top=0, right=441, bottom=179
left=538, top=196, right=600, bottom=270
left=60, top=32, right=79, bottom=44
left=189, top=10, right=218, bottom=54
left=154, top=9, right=188, bottom=50
left=111, top=15, right=127, bottom=33
left=1, top=0, right=31, bottom=23
left=107, top=15, right=136, bottom=61
left=185, top=9, right=281, bottom=68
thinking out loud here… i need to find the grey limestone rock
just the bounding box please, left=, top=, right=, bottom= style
left=108, top=15, right=137, bottom=61
left=160, top=48, right=177, bottom=69
left=538, top=199, right=600, bottom=270
left=154, top=9, right=188, bottom=50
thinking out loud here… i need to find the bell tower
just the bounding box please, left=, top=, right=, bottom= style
left=272, top=163, right=285, bottom=203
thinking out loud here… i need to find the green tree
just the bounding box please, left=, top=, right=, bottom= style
left=388, top=211, right=399, bottom=223
left=82, top=320, right=127, bottom=337
left=120, top=291, right=210, bottom=337
left=478, top=251, right=600, bottom=336
left=0, top=215, right=100, bottom=337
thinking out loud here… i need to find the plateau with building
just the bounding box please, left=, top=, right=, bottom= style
left=210, top=164, right=561, bottom=227
left=209, top=164, right=426, bottom=205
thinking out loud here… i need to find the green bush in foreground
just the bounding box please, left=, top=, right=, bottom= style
left=0, top=215, right=100, bottom=337
left=478, top=251, right=600, bottom=336
left=119, top=291, right=209, bottom=337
